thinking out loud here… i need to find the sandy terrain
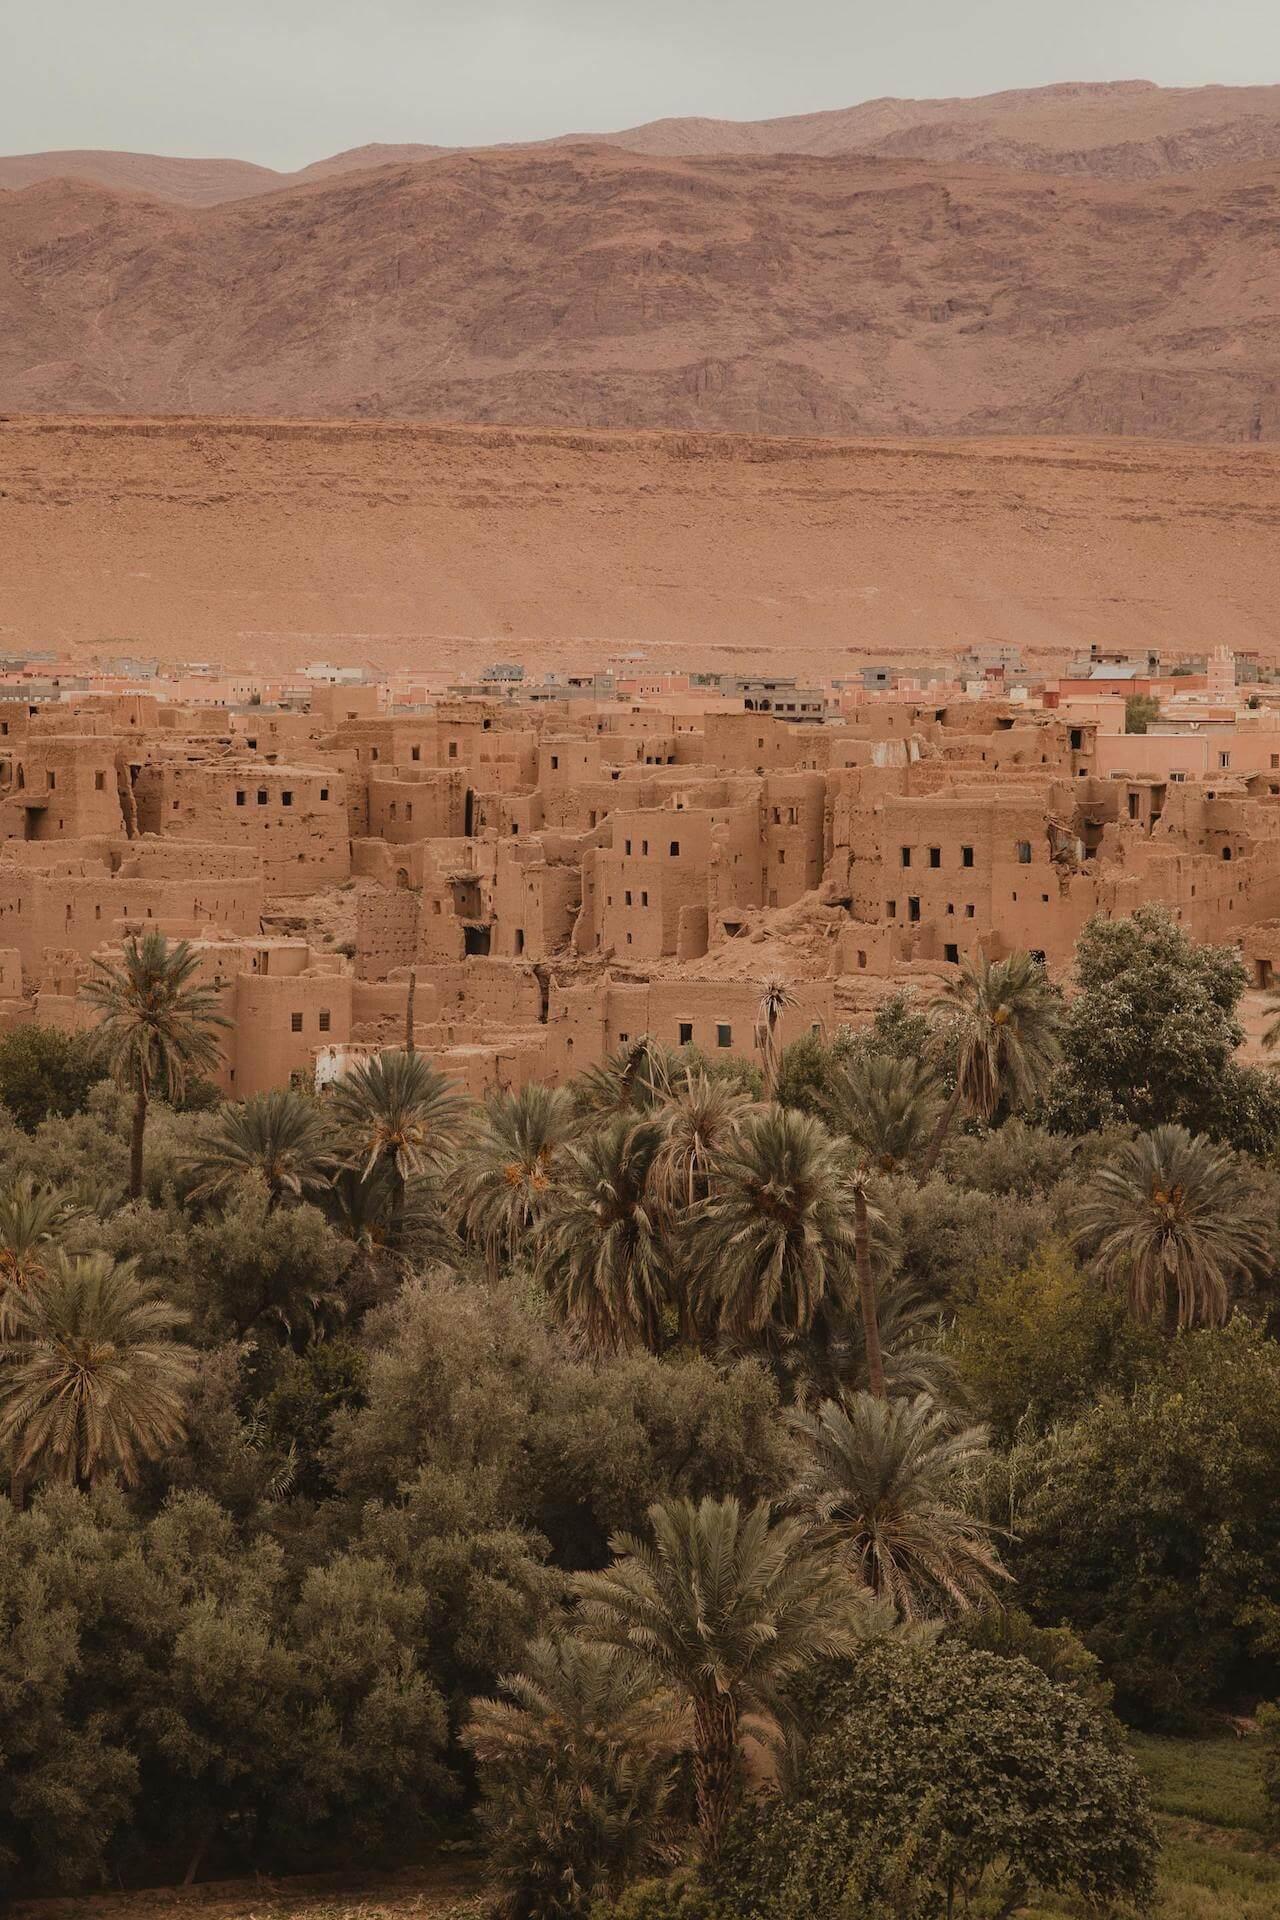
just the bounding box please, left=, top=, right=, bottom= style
left=2, top=143, right=1279, bottom=439
left=3, top=416, right=1278, bottom=676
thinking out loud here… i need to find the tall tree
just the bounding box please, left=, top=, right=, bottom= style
left=823, top=1053, right=942, bottom=1396
left=689, top=1107, right=859, bottom=1347
left=570, top=1037, right=672, bottom=1123
left=651, top=1067, right=752, bottom=1213
left=186, top=1088, right=333, bottom=1208
left=756, top=978, right=796, bottom=1100
left=534, top=1117, right=669, bottom=1354
left=329, top=1050, right=468, bottom=1247
left=80, top=933, right=229, bottom=1200
left=920, top=951, right=1061, bottom=1177
left=573, top=1494, right=863, bottom=1859
left=453, top=1083, right=573, bottom=1278
left=1070, top=1123, right=1270, bottom=1330
left=788, top=1392, right=1008, bottom=1618
left=0, top=1176, right=85, bottom=1339
left=0, top=1251, right=197, bottom=1488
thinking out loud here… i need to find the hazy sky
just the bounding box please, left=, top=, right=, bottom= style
left=7, top=0, right=1274, bottom=170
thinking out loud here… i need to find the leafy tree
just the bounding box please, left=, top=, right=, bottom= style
left=0, top=1174, right=85, bottom=1337
left=1071, top=1124, right=1270, bottom=1329
left=921, top=952, right=1061, bottom=1176
left=788, top=1393, right=1007, bottom=1618
left=80, top=934, right=229, bottom=1200
left=464, top=1636, right=685, bottom=1918
left=0, top=1251, right=198, bottom=1490
left=1048, top=905, right=1276, bottom=1148
left=1008, top=1319, right=1280, bottom=1722
left=535, top=1118, right=670, bottom=1355
left=186, top=1088, right=333, bottom=1208
left=715, top=1642, right=1157, bottom=1920
left=1125, top=692, right=1161, bottom=734
left=823, top=1054, right=942, bottom=1396
left=574, top=1495, right=865, bottom=1859
left=0, top=1024, right=101, bottom=1133
left=774, top=997, right=930, bottom=1120
left=329, top=1049, right=468, bottom=1246
left=188, top=1186, right=354, bottom=1344
left=651, top=1069, right=751, bottom=1215
left=952, top=1606, right=1112, bottom=1711
left=950, top=1242, right=1158, bottom=1443
left=454, top=1082, right=573, bottom=1278
left=256, top=1338, right=367, bottom=1500
left=689, top=1108, right=858, bottom=1347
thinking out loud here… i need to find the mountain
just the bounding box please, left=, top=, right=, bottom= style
left=4, top=416, right=1278, bottom=669
left=5, top=80, right=1280, bottom=208
left=2, top=144, right=1278, bottom=439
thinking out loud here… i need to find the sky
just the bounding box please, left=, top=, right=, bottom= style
left=6, top=0, right=1275, bottom=170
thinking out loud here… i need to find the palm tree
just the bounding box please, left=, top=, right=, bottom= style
left=823, top=1053, right=943, bottom=1397
left=570, top=1037, right=672, bottom=1123
left=756, top=978, right=796, bottom=1099
left=81, top=932, right=229, bottom=1200
left=186, top=1088, right=334, bottom=1208
left=789, top=1392, right=1009, bottom=1618
left=454, top=1083, right=573, bottom=1279
left=781, top=1278, right=954, bottom=1410
left=0, top=1250, right=197, bottom=1488
left=329, top=1049, right=468, bottom=1246
left=0, top=1175, right=85, bottom=1338
left=573, top=1494, right=864, bottom=1859
left=463, top=1635, right=685, bottom=1915
left=534, top=1118, right=669, bottom=1355
left=919, top=951, right=1061, bottom=1177
left=1070, top=1123, right=1269, bottom=1329
left=688, top=1107, right=859, bottom=1347
left=651, top=1068, right=752, bottom=1212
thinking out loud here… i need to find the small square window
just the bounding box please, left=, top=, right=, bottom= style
left=716, top=1023, right=732, bottom=1049
left=900, top=846, right=912, bottom=868
left=320, top=787, right=329, bottom=801
left=281, top=790, right=293, bottom=807
left=411, top=745, right=421, bottom=761
left=944, top=943, right=959, bottom=964
left=448, top=742, right=458, bottom=759
left=236, top=789, right=247, bottom=806
left=318, top=1009, right=331, bottom=1033
left=290, top=1011, right=303, bottom=1033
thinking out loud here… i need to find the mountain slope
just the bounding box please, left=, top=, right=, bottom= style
left=2, top=146, right=1278, bottom=439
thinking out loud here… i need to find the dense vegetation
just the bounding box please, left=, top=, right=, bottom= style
left=0, top=905, right=1277, bottom=1913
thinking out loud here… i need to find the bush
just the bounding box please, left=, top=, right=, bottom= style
left=714, top=1641, right=1156, bottom=1920
left=0, top=1024, right=101, bottom=1132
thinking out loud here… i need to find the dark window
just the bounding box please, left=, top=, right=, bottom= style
left=642, top=840, right=649, bottom=855
left=944, top=943, right=959, bottom=964
left=678, top=1021, right=694, bottom=1046
left=887, top=900, right=897, bottom=918
left=901, top=846, right=911, bottom=868
left=625, top=890, right=633, bottom=906
left=856, top=949, right=867, bottom=968
left=550, top=755, right=559, bottom=770
left=95, top=771, right=106, bottom=792
left=625, top=839, right=632, bottom=855
left=1016, top=840, right=1032, bottom=863
left=669, top=841, right=680, bottom=857
left=281, top=790, right=293, bottom=807
left=908, top=896, right=920, bottom=923
left=448, top=742, right=458, bottom=759
left=929, top=847, right=941, bottom=868
left=641, top=890, right=648, bottom=906
left=716, top=1023, right=732, bottom=1049
left=290, top=1012, right=303, bottom=1032
left=318, top=1009, right=331, bottom=1033
left=320, top=787, right=330, bottom=801
left=411, top=745, right=421, bottom=761
left=257, top=789, right=268, bottom=805
left=962, top=845, right=974, bottom=867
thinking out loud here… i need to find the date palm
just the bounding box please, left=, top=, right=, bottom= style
left=689, top=1107, right=859, bottom=1347
left=534, top=1117, right=670, bottom=1354
left=1070, top=1123, right=1269, bottom=1329
left=454, top=1083, right=573, bottom=1278
left=571, top=1037, right=672, bottom=1122
left=329, top=1049, right=468, bottom=1247
left=81, top=932, right=229, bottom=1200
left=651, top=1068, right=752, bottom=1213
left=823, top=1053, right=943, bottom=1396
left=574, top=1494, right=864, bottom=1860
left=920, top=951, right=1061, bottom=1177
left=0, top=1250, right=197, bottom=1488
left=0, top=1175, right=86, bottom=1338
left=756, top=978, right=796, bottom=1099
left=186, top=1088, right=334, bottom=1208
left=463, top=1635, right=685, bottom=1915
left=789, top=1392, right=1009, bottom=1619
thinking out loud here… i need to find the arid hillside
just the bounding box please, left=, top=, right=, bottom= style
left=2, top=145, right=1279, bottom=438
left=5, top=80, right=1280, bottom=204
left=3, top=417, right=1278, bottom=673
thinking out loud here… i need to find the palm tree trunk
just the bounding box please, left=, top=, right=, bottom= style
left=853, top=1184, right=886, bottom=1399
left=129, top=1077, right=148, bottom=1201
left=389, top=1152, right=405, bottom=1250
left=919, top=1082, right=963, bottom=1181
left=405, top=969, right=417, bottom=1054
left=693, top=1690, right=740, bottom=1862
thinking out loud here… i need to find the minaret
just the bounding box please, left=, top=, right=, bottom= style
left=1207, top=646, right=1235, bottom=703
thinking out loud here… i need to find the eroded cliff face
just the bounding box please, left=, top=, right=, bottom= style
left=2, top=142, right=1279, bottom=440
left=3, top=416, right=1278, bottom=671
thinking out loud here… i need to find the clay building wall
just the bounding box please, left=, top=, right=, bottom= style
left=596, top=808, right=715, bottom=959
left=132, top=761, right=349, bottom=893
left=491, top=842, right=581, bottom=961
left=543, top=976, right=835, bottom=1081
left=0, top=737, right=127, bottom=840
left=0, top=853, right=264, bottom=981
left=367, top=769, right=468, bottom=842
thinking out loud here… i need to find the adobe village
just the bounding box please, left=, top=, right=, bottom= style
left=5, top=642, right=1280, bottom=1088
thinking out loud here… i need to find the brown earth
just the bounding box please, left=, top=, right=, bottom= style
left=7, top=81, right=1280, bottom=206
left=3, top=416, right=1278, bottom=675
left=2, top=143, right=1279, bottom=439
